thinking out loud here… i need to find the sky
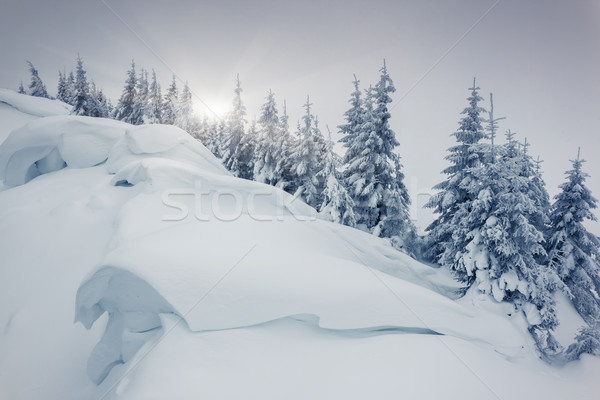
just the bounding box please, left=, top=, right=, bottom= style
left=1, top=0, right=599, bottom=233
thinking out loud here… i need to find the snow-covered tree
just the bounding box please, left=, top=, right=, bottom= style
left=339, top=75, right=364, bottom=166
left=176, top=81, right=193, bottom=131
left=26, top=61, right=48, bottom=98
left=547, top=150, right=600, bottom=326
left=72, top=56, right=91, bottom=116
left=254, top=90, right=280, bottom=185
left=114, top=61, right=138, bottom=123
left=147, top=70, right=163, bottom=124
left=236, top=119, right=258, bottom=180
left=274, top=100, right=297, bottom=193
left=87, top=82, right=110, bottom=118
left=318, top=128, right=356, bottom=226
left=17, top=81, right=25, bottom=94
left=162, top=75, right=178, bottom=125
left=56, top=70, right=70, bottom=104
left=289, top=96, right=327, bottom=208
left=342, top=62, right=411, bottom=239
left=222, top=75, right=248, bottom=175
left=130, top=68, right=149, bottom=125
left=565, top=326, right=600, bottom=361
left=425, top=78, right=487, bottom=267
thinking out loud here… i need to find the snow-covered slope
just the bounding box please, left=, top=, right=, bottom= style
left=0, top=89, right=70, bottom=144
left=0, top=92, right=599, bottom=399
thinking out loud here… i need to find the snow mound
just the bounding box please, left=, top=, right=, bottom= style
left=0, top=116, right=128, bottom=186
left=75, top=266, right=177, bottom=384
left=0, top=88, right=71, bottom=117
left=106, top=124, right=228, bottom=179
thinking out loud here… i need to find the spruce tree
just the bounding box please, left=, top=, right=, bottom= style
left=425, top=78, right=487, bottom=268
left=114, top=61, right=138, bottom=123
left=342, top=61, right=411, bottom=239
left=147, top=70, right=163, bottom=124
left=162, top=75, right=178, bottom=125
left=222, top=75, right=247, bottom=175
left=26, top=60, right=49, bottom=98
left=18, top=81, right=25, bottom=94
left=236, top=119, right=258, bottom=180
left=56, top=70, right=70, bottom=103
left=176, top=81, right=193, bottom=131
left=130, top=68, right=149, bottom=125
left=339, top=75, right=364, bottom=165
left=72, top=56, right=91, bottom=116
left=274, top=100, right=297, bottom=193
left=91, top=82, right=111, bottom=118
left=289, top=96, right=327, bottom=208
left=318, top=128, right=356, bottom=227
left=548, top=149, right=600, bottom=326
left=254, top=90, right=280, bottom=185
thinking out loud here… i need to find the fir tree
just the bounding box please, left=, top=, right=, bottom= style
left=72, top=55, right=91, bottom=116
left=318, top=128, right=356, bottom=227
left=339, top=75, right=364, bottom=165
left=56, top=70, right=70, bottom=103
left=343, top=62, right=411, bottom=239
left=176, top=81, right=193, bottom=131
left=289, top=96, right=327, bottom=208
left=87, top=82, right=111, bottom=118
left=26, top=60, right=48, bottom=98
left=548, top=149, right=600, bottom=326
left=274, top=100, right=297, bottom=193
left=130, top=69, right=149, bottom=125
left=162, top=75, right=178, bottom=125
left=147, top=70, right=163, bottom=124
left=114, top=61, right=138, bottom=123
left=237, top=119, right=258, bottom=180
left=17, top=81, right=25, bottom=94
left=425, top=78, right=487, bottom=268
left=254, top=89, right=280, bottom=185
left=222, top=75, right=248, bottom=175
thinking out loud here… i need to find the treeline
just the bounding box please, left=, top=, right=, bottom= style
left=424, top=81, right=600, bottom=361
left=17, top=58, right=600, bottom=362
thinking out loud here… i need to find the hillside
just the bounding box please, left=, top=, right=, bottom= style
left=0, top=89, right=598, bottom=399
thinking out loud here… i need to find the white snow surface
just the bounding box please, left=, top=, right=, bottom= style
left=0, top=91, right=599, bottom=399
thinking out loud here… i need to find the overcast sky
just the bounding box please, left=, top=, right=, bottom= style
left=1, top=0, right=599, bottom=232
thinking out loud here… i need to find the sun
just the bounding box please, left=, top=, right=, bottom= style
left=193, top=99, right=229, bottom=119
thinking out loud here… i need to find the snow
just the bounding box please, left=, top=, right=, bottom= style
left=0, top=88, right=71, bottom=118
left=0, top=115, right=128, bottom=186
left=0, top=92, right=599, bottom=399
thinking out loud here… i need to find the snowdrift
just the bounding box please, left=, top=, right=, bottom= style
left=0, top=93, right=599, bottom=399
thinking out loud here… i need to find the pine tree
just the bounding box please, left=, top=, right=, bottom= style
left=339, top=75, right=364, bottom=165
left=236, top=119, right=258, bottom=180
left=147, top=70, right=163, bottom=124
left=342, top=62, right=411, bottom=239
left=548, top=149, right=600, bottom=326
left=176, top=81, right=193, bottom=131
left=162, top=75, right=178, bottom=125
left=289, top=96, right=327, bottom=208
left=274, top=100, right=297, bottom=193
left=56, top=70, right=70, bottom=103
left=87, top=82, right=110, bottom=118
left=318, top=128, right=356, bottom=226
left=72, top=55, right=91, bottom=116
left=130, top=69, right=149, bottom=125
left=425, top=78, right=487, bottom=267
left=254, top=90, right=280, bottom=185
left=222, top=75, right=247, bottom=175
left=26, top=60, right=49, bottom=98
left=66, top=71, right=76, bottom=105
left=114, top=61, right=138, bottom=123
left=17, top=81, right=25, bottom=94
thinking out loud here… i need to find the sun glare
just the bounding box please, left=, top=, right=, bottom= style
left=193, top=99, right=229, bottom=118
